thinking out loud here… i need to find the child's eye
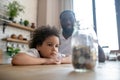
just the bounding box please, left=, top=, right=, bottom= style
left=47, top=43, right=52, bottom=46
left=55, top=44, right=59, bottom=48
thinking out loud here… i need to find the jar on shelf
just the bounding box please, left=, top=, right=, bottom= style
left=31, top=23, right=35, bottom=29
left=11, top=34, right=17, bottom=39
left=18, top=34, right=23, bottom=40
left=71, top=28, right=98, bottom=72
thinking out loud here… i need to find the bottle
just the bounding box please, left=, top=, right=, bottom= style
left=71, top=28, right=98, bottom=72
left=19, top=18, right=23, bottom=25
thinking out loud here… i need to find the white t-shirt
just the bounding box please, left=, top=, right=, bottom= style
left=22, top=48, right=40, bottom=58
left=59, top=32, right=72, bottom=55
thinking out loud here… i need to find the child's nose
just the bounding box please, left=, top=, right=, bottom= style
left=52, top=46, right=56, bottom=50
left=52, top=46, right=57, bottom=51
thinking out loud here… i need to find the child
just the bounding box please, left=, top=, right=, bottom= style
left=12, top=25, right=71, bottom=66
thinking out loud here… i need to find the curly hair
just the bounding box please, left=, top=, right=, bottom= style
left=29, top=25, right=60, bottom=48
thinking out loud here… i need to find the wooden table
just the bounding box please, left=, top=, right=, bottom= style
left=0, top=61, right=120, bottom=80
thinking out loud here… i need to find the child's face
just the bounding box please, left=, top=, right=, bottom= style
left=37, top=36, right=60, bottom=58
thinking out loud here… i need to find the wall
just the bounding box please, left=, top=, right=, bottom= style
left=46, top=0, right=60, bottom=27
left=0, top=0, right=37, bottom=52
left=37, top=0, right=60, bottom=28
left=37, top=0, right=73, bottom=29
left=37, top=0, right=47, bottom=27
left=19, top=0, right=37, bottom=25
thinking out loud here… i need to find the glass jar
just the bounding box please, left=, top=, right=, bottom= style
left=71, top=28, right=98, bottom=72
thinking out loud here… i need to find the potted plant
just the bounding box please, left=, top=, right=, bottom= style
left=6, top=46, right=20, bottom=57
left=5, top=1, right=24, bottom=21
left=24, top=20, right=29, bottom=26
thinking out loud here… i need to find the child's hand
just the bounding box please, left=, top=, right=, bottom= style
left=50, top=53, right=61, bottom=64
left=43, top=53, right=62, bottom=65
left=45, top=58, right=61, bottom=65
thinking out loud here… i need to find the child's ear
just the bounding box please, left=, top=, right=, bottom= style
left=36, top=45, right=41, bottom=50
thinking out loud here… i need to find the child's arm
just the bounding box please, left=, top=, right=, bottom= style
left=12, top=52, right=60, bottom=66
left=61, top=55, right=72, bottom=64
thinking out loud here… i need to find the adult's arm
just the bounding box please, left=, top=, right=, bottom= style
left=61, top=55, right=72, bottom=64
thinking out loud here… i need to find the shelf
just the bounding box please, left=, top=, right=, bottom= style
left=8, top=23, right=35, bottom=32
left=2, top=38, right=29, bottom=44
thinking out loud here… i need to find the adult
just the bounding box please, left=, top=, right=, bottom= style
left=59, top=10, right=76, bottom=61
